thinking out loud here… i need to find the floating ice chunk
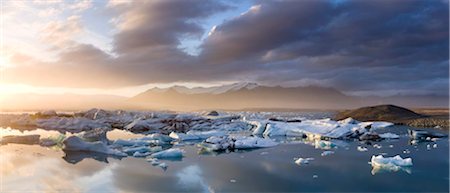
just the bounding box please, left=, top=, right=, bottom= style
left=408, top=130, right=447, bottom=140
left=233, top=136, right=278, bottom=149
left=294, top=157, right=314, bottom=165
left=370, top=155, right=412, bottom=174
left=321, top=151, right=334, bottom=156
left=314, top=140, right=336, bottom=150
left=262, top=118, right=393, bottom=139
left=63, top=136, right=126, bottom=156
left=373, top=144, right=382, bottom=149
left=359, top=132, right=380, bottom=141
left=151, top=148, right=184, bottom=159
left=200, top=136, right=278, bottom=151
left=133, top=151, right=151, bottom=157
left=146, top=158, right=168, bottom=170
left=357, top=146, right=368, bottom=152
left=403, top=149, right=410, bottom=154
left=362, top=122, right=394, bottom=129
left=37, top=117, right=110, bottom=132
left=433, top=144, right=437, bottom=148
left=245, top=120, right=267, bottom=135
left=379, top=133, right=400, bottom=139
left=127, top=118, right=168, bottom=133
left=123, top=146, right=150, bottom=154
left=169, top=130, right=226, bottom=141
left=112, top=139, right=151, bottom=147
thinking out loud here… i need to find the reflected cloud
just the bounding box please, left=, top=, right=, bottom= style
left=176, top=165, right=214, bottom=193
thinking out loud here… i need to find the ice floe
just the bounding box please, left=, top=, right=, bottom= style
left=370, top=155, right=412, bottom=174
left=151, top=148, right=184, bottom=159
left=321, top=151, right=334, bottom=156
left=408, top=129, right=447, bottom=140
left=379, top=133, right=400, bottom=139
left=255, top=117, right=393, bottom=139
left=357, top=146, right=368, bottom=152
left=199, top=136, right=278, bottom=151
left=63, top=136, right=126, bottom=156
left=294, top=157, right=314, bottom=165
left=169, top=130, right=226, bottom=141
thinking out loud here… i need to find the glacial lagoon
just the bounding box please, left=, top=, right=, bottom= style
left=0, top=111, right=448, bottom=192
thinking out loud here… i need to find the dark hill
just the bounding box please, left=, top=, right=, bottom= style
left=334, top=104, right=425, bottom=122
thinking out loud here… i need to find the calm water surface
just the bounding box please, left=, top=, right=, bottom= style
left=0, top=120, right=448, bottom=192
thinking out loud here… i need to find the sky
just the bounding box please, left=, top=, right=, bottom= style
left=0, top=0, right=448, bottom=97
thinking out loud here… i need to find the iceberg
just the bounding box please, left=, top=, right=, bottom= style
left=200, top=136, right=278, bottom=151
left=169, top=130, right=226, bottom=141
left=36, top=117, right=110, bottom=133
left=379, top=133, right=400, bottom=139
left=294, top=157, right=314, bottom=165
left=63, top=136, right=126, bottom=156
left=151, top=148, right=184, bottom=159
left=245, top=120, right=267, bottom=135
left=370, top=155, right=412, bottom=174
left=233, top=136, right=278, bottom=149
left=125, top=118, right=167, bottom=133
left=259, top=118, right=393, bottom=139
left=408, top=129, right=447, bottom=140
left=321, top=151, right=334, bottom=156
left=133, top=151, right=151, bottom=157
left=357, top=146, right=368, bottom=152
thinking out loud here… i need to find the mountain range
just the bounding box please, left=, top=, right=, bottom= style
left=1, top=82, right=447, bottom=111
left=130, top=82, right=449, bottom=111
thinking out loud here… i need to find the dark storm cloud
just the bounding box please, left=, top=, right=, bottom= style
left=5, top=0, right=449, bottom=95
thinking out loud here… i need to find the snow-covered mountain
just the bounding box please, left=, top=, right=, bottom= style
left=131, top=82, right=357, bottom=110
left=148, top=82, right=259, bottom=94
left=131, top=82, right=449, bottom=111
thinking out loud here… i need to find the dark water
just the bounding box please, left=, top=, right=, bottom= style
left=0, top=126, right=448, bottom=192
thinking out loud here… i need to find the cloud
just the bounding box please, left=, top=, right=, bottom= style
left=3, top=0, right=449, bottom=95
left=41, top=15, right=84, bottom=49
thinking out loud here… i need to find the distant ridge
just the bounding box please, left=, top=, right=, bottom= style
left=131, top=83, right=358, bottom=110
left=130, top=82, right=449, bottom=111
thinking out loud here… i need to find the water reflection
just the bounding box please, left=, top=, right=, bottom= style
left=176, top=165, right=213, bottom=193
left=63, top=150, right=124, bottom=164
left=0, top=126, right=448, bottom=192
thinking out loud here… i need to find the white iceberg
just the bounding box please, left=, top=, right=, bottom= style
left=245, top=120, right=267, bottom=135
left=36, top=117, right=110, bottom=132
left=379, top=133, right=400, bottom=139
left=370, top=155, right=412, bottom=174
left=169, top=130, right=226, bottom=141
left=233, top=136, right=278, bottom=149
left=357, top=146, right=368, bottom=152
left=63, top=136, right=126, bottom=156
left=151, top=148, right=184, bottom=159
left=259, top=118, right=393, bottom=139
left=200, top=136, right=278, bottom=151
left=294, top=157, right=314, bottom=165
left=321, top=151, right=334, bottom=156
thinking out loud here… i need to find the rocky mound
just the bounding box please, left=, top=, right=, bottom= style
left=335, top=104, right=424, bottom=122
